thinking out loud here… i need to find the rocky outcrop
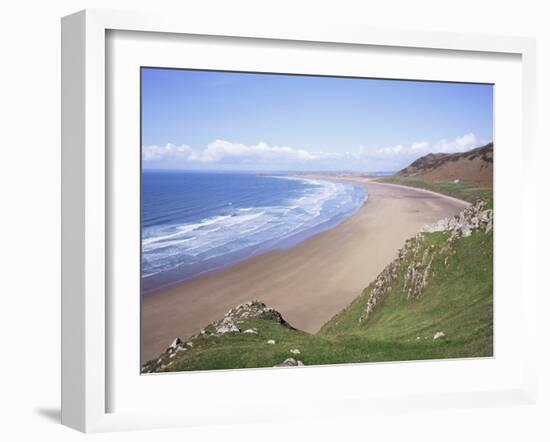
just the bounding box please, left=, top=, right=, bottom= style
left=194, top=300, right=294, bottom=339
left=225, top=300, right=291, bottom=324
left=360, top=200, right=493, bottom=323
left=403, top=241, right=436, bottom=301
left=142, top=300, right=293, bottom=373
left=360, top=255, right=400, bottom=322
left=360, top=232, right=430, bottom=322
left=424, top=199, right=493, bottom=244
left=213, top=316, right=241, bottom=335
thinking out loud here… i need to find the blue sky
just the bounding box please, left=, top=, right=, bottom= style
left=141, top=68, right=493, bottom=172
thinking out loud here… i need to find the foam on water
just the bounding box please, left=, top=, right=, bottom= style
left=141, top=175, right=367, bottom=291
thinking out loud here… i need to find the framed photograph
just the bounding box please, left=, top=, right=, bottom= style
left=61, top=9, right=538, bottom=432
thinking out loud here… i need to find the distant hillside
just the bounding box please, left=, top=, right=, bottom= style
left=396, top=142, right=493, bottom=187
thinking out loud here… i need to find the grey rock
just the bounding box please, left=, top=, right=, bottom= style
left=169, top=338, right=181, bottom=349
left=274, top=358, right=304, bottom=367
left=423, top=200, right=493, bottom=242
left=214, top=317, right=240, bottom=334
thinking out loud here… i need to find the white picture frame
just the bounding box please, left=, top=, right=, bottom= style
left=61, top=9, right=537, bottom=433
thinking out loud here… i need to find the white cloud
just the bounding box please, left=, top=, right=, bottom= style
left=411, top=141, right=429, bottom=151
left=143, top=140, right=321, bottom=164
left=142, top=143, right=196, bottom=161
left=201, top=140, right=318, bottom=164
left=371, top=144, right=405, bottom=158
left=369, top=133, right=481, bottom=161
left=142, top=133, right=486, bottom=171
left=432, top=132, right=479, bottom=153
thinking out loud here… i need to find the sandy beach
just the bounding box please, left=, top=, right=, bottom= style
left=141, top=178, right=469, bottom=363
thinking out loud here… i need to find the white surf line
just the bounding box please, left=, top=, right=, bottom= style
left=291, top=174, right=471, bottom=207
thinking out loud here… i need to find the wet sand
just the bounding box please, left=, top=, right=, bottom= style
left=141, top=178, right=468, bottom=363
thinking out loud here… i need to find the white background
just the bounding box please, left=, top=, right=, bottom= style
left=109, top=30, right=524, bottom=414
left=0, top=0, right=548, bottom=441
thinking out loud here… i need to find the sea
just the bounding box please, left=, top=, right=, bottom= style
left=141, top=171, right=368, bottom=294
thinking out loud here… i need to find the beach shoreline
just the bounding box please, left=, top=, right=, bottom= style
left=141, top=175, right=368, bottom=296
left=141, top=176, right=469, bottom=363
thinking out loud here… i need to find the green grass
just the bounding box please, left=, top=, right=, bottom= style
left=321, top=230, right=493, bottom=360
left=378, top=176, right=493, bottom=208
left=148, top=224, right=493, bottom=372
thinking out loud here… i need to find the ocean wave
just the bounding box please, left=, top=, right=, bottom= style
left=141, top=176, right=367, bottom=286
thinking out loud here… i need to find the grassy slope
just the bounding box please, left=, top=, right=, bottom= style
left=148, top=198, right=493, bottom=372
left=320, top=229, right=493, bottom=361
